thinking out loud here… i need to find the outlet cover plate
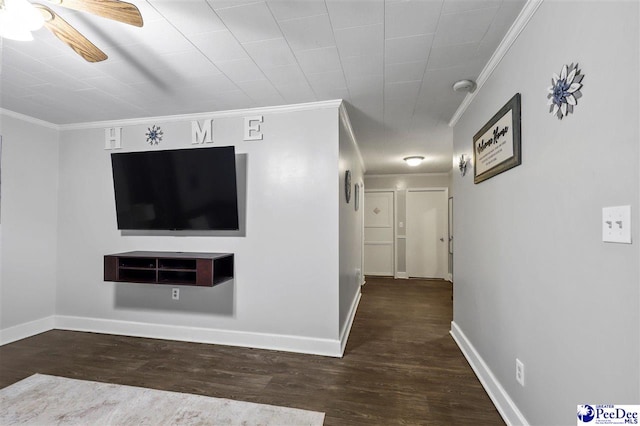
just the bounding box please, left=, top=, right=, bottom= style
left=516, top=358, right=525, bottom=386
left=602, top=205, right=631, bottom=243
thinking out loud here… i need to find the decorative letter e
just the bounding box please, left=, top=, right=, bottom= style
left=244, top=116, right=263, bottom=141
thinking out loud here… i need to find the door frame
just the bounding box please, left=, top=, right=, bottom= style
left=363, top=189, right=397, bottom=278
left=405, top=187, right=449, bottom=279
left=360, top=181, right=365, bottom=285
left=448, top=196, right=453, bottom=282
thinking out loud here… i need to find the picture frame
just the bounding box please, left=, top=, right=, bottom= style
left=473, top=93, right=521, bottom=184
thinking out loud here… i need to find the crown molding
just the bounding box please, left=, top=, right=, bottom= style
left=2, top=100, right=344, bottom=131
left=58, top=99, right=344, bottom=131
left=0, top=108, right=59, bottom=130
left=365, top=172, right=451, bottom=179
left=448, top=0, right=544, bottom=127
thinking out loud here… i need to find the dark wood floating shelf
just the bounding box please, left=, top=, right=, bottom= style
left=104, top=251, right=234, bottom=287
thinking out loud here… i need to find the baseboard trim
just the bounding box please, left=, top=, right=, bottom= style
left=55, top=315, right=343, bottom=357
left=339, top=288, right=362, bottom=356
left=447, top=273, right=453, bottom=282
left=450, top=321, right=529, bottom=426
left=396, top=272, right=409, bottom=279
left=0, top=309, right=362, bottom=358
left=0, top=316, right=55, bottom=346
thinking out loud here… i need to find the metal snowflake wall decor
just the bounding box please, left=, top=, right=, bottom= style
left=145, top=125, right=163, bottom=145
left=547, top=63, right=584, bottom=120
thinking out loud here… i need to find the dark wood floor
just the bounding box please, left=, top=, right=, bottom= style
left=0, top=277, right=503, bottom=425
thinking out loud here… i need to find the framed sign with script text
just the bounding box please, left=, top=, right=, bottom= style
left=473, top=93, right=521, bottom=184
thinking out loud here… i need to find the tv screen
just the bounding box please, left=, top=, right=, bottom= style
left=111, top=146, right=239, bottom=231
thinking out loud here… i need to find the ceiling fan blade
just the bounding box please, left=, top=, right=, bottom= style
left=50, top=0, right=143, bottom=27
left=34, top=4, right=107, bottom=62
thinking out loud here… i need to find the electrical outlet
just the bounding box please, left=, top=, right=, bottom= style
left=516, top=358, right=525, bottom=386
left=172, top=288, right=179, bottom=300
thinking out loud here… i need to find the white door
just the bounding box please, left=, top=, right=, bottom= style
left=406, top=189, right=448, bottom=279
left=364, top=191, right=394, bottom=276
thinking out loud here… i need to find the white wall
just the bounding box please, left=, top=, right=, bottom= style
left=0, top=114, right=59, bottom=339
left=338, top=112, right=364, bottom=344
left=452, top=2, right=639, bottom=424
left=53, top=103, right=349, bottom=355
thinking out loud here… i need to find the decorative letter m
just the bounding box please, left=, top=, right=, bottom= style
left=192, top=119, right=213, bottom=144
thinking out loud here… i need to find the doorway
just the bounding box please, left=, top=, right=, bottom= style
left=406, top=188, right=448, bottom=279
left=363, top=191, right=394, bottom=276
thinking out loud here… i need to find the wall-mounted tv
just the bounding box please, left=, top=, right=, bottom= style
left=111, top=146, right=239, bottom=231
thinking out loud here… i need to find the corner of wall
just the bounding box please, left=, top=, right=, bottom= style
left=450, top=321, right=529, bottom=425
left=1, top=113, right=59, bottom=333
left=0, top=316, right=55, bottom=346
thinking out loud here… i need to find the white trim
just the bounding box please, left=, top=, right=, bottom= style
left=0, top=316, right=55, bottom=346
left=406, top=187, right=449, bottom=193
left=58, top=99, right=344, bottom=131
left=361, top=180, right=366, bottom=289
left=450, top=321, right=529, bottom=426
left=365, top=172, right=451, bottom=179
left=396, top=272, right=409, bottom=279
left=0, top=109, right=59, bottom=130
left=364, top=188, right=398, bottom=193
left=338, top=102, right=366, bottom=173
left=448, top=0, right=544, bottom=127
left=447, top=273, right=453, bottom=282
left=339, top=288, right=362, bottom=356
left=54, top=316, right=343, bottom=357
left=396, top=235, right=407, bottom=239
left=1, top=100, right=345, bottom=131
left=392, top=189, right=400, bottom=278
left=0, top=314, right=347, bottom=357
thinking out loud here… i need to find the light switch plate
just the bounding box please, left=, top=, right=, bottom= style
left=602, top=205, right=631, bottom=243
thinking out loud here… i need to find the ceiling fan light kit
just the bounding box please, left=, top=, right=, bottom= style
left=0, top=0, right=44, bottom=40
left=0, top=0, right=143, bottom=62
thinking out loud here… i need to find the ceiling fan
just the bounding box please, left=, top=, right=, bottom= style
left=0, top=0, right=143, bottom=62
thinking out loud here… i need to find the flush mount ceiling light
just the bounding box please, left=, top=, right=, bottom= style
left=404, top=156, right=424, bottom=167
left=452, top=79, right=477, bottom=93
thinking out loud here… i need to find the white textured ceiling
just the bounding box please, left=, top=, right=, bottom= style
left=0, top=0, right=525, bottom=174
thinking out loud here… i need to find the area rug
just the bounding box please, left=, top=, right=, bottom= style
left=0, top=374, right=324, bottom=425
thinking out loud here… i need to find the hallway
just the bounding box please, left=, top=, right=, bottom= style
left=0, top=278, right=502, bottom=425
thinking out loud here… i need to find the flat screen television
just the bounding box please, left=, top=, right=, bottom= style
left=111, top=146, right=239, bottom=231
